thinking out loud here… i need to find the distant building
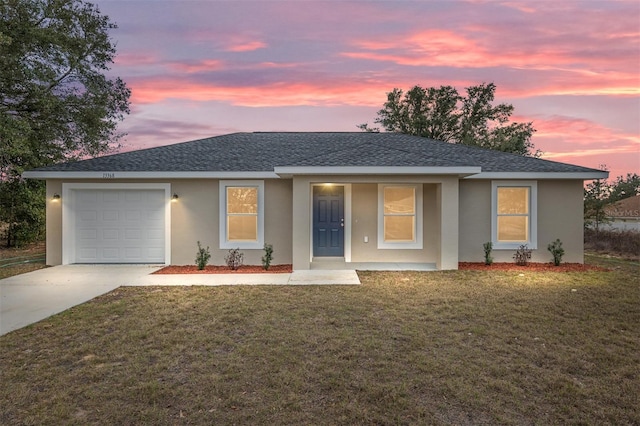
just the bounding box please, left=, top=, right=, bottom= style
left=603, top=195, right=640, bottom=231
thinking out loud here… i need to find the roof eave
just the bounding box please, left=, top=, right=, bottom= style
left=22, top=171, right=280, bottom=179
left=274, top=166, right=482, bottom=178
left=464, top=171, right=609, bottom=180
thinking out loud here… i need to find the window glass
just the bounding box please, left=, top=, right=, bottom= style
left=383, top=186, right=416, bottom=242
left=384, top=187, right=415, bottom=214
left=496, top=186, right=529, bottom=243
left=227, top=187, right=258, bottom=241
left=384, top=216, right=415, bottom=241
left=497, top=216, right=528, bottom=242
left=497, top=187, right=528, bottom=214
left=227, top=187, right=257, bottom=214
left=228, top=216, right=257, bottom=241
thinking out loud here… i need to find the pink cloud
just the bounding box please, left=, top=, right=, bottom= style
left=168, top=59, right=225, bottom=73
left=225, top=40, right=267, bottom=52
left=128, top=78, right=393, bottom=107
left=533, top=115, right=639, bottom=148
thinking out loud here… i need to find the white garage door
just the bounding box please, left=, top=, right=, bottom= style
left=73, top=189, right=166, bottom=263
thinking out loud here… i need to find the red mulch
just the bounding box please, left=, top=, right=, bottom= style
left=458, top=262, right=608, bottom=272
left=154, top=263, right=607, bottom=274
left=153, top=264, right=293, bottom=274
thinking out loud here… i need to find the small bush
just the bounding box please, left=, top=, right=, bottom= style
left=195, top=241, right=211, bottom=270
left=547, top=239, right=565, bottom=266
left=513, top=244, right=532, bottom=266
left=225, top=248, right=244, bottom=271
left=483, top=242, right=493, bottom=265
left=262, top=243, right=273, bottom=270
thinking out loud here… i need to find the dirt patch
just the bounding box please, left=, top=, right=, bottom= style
left=153, top=264, right=293, bottom=274
left=459, top=262, right=608, bottom=272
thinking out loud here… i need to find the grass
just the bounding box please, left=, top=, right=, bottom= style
left=1, top=256, right=638, bottom=425
left=0, top=241, right=47, bottom=279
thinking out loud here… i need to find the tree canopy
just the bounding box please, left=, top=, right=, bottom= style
left=0, top=0, right=130, bottom=246
left=584, top=172, right=640, bottom=231
left=360, top=83, right=539, bottom=157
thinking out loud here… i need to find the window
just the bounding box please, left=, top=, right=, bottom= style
left=220, top=181, right=264, bottom=249
left=491, top=181, right=537, bottom=249
left=378, top=184, right=423, bottom=249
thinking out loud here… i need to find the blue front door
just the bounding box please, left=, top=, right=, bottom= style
left=313, top=185, right=344, bottom=257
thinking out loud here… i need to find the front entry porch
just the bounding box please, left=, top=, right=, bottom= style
left=291, top=175, right=461, bottom=271
left=310, top=257, right=437, bottom=271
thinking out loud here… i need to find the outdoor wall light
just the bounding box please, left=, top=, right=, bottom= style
left=52, top=193, right=61, bottom=201
left=171, top=193, right=179, bottom=201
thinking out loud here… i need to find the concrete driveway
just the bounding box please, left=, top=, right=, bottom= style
left=0, top=265, right=360, bottom=336
left=0, top=265, right=161, bottom=336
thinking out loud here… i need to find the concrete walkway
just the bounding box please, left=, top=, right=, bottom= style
left=0, top=265, right=360, bottom=336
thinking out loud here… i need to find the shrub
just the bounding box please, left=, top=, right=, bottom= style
left=195, top=241, right=211, bottom=270
left=262, top=243, right=273, bottom=270
left=513, top=244, right=532, bottom=266
left=547, top=239, right=565, bottom=266
left=225, top=248, right=244, bottom=271
left=483, top=242, right=493, bottom=265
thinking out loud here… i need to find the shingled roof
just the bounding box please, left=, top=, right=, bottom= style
left=25, top=132, right=603, bottom=175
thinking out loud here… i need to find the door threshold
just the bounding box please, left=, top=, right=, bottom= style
left=312, top=257, right=345, bottom=262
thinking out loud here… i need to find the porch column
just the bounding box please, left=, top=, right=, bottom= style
left=438, top=177, right=459, bottom=270
left=291, top=177, right=311, bottom=270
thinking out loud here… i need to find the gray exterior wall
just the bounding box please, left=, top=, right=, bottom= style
left=349, top=183, right=438, bottom=263
left=45, top=179, right=293, bottom=266
left=45, top=176, right=585, bottom=267
left=170, top=179, right=293, bottom=265
left=291, top=175, right=460, bottom=270
left=459, top=179, right=585, bottom=263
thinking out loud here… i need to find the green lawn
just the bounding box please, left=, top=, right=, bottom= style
left=1, top=255, right=638, bottom=425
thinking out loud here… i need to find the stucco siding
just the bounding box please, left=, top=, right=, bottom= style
left=46, top=180, right=63, bottom=265
left=163, top=179, right=293, bottom=265
left=537, top=180, right=584, bottom=263
left=350, top=183, right=438, bottom=263
left=458, top=180, right=491, bottom=262
left=169, top=180, right=217, bottom=265
left=44, top=178, right=293, bottom=266
left=459, top=179, right=585, bottom=263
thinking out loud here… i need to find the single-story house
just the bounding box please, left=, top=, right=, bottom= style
left=23, top=132, right=607, bottom=270
left=603, top=195, right=640, bottom=231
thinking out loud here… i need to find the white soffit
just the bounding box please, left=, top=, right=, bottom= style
left=22, top=171, right=280, bottom=179
left=274, top=166, right=482, bottom=177
left=465, top=171, right=609, bottom=180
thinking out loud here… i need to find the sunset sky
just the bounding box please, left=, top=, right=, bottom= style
left=95, top=0, right=639, bottom=180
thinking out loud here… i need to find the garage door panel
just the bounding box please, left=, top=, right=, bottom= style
left=103, top=229, right=119, bottom=239
left=103, top=210, right=120, bottom=221
left=125, top=228, right=142, bottom=240
left=78, top=248, right=98, bottom=261
left=79, top=229, right=98, bottom=239
left=78, top=210, right=98, bottom=221
left=102, top=191, right=120, bottom=202
left=73, top=189, right=166, bottom=263
left=125, top=192, right=142, bottom=202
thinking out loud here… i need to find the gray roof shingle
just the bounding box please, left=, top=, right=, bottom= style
left=28, top=132, right=601, bottom=174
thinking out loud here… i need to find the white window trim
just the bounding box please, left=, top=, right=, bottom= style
left=377, top=184, right=423, bottom=249
left=219, top=180, right=264, bottom=249
left=491, top=181, right=537, bottom=250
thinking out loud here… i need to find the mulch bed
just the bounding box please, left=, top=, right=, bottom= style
left=458, top=262, right=608, bottom=272
left=155, top=262, right=607, bottom=274
left=153, top=264, right=293, bottom=274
